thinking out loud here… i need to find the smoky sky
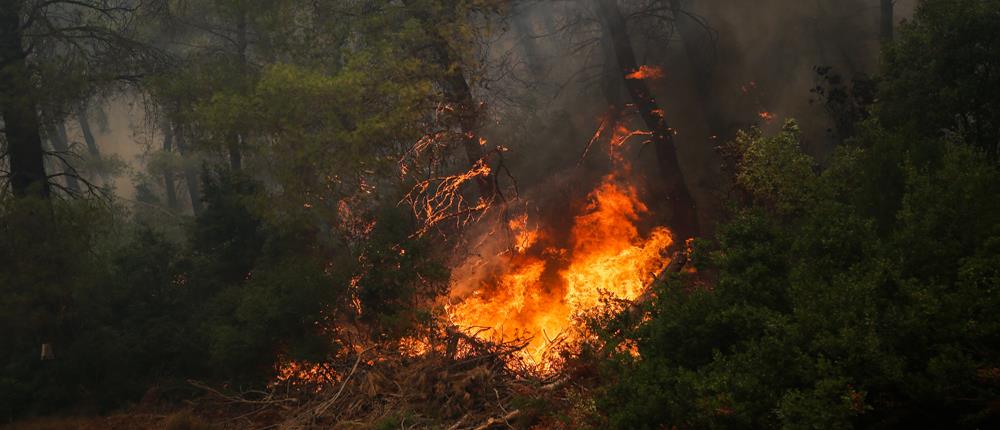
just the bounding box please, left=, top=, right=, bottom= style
left=477, top=0, right=916, bottom=232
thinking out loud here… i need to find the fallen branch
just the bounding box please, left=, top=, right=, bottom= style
left=471, top=409, right=520, bottom=430
left=313, top=347, right=368, bottom=417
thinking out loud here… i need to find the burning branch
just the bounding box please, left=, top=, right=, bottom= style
left=596, top=0, right=700, bottom=239
left=400, top=120, right=519, bottom=238
left=403, top=158, right=496, bottom=237
left=579, top=112, right=614, bottom=163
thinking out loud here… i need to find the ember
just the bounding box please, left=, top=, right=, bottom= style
left=625, top=65, right=665, bottom=80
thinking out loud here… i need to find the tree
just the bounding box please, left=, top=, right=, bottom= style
left=595, top=0, right=700, bottom=239
left=881, top=0, right=894, bottom=42
left=160, top=121, right=179, bottom=211
left=43, top=120, right=79, bottom=194
left=402, top=0, right=498, bottom=201
left=1, top=0, right=48, bottom=198
left=1, top=0, right=159, bottom=199
left=880, top=0, right=1000, bottom=157
left=594, top=121, right=1000, bottom=428
left=668, top=0, right=726, bottom=136
left=75, top=103, right=106, bottom=185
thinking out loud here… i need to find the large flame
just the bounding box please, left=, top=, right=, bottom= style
left=448, top=172, right=673, bottom=364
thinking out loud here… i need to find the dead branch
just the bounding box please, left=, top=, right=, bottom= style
left=470, top=409, right=520, bottom=430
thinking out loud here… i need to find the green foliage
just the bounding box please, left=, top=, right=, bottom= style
left=730, top=121, right=816, bottom=214
left=593, top=126, right=1000, bottom=428
left=0, top=198, right=206, bottom=415
left=590, top=5, right=1000, bottom=427
left=0, top=158, right=455, bottom=417
left=354, top=207, right=450, bottom=339
left=879, top=0, right=1000, bottom=157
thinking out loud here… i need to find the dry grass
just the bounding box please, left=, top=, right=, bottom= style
left=163, top=411, right=212, bottom=430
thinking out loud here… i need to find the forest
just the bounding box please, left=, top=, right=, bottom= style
left=2, top=0, right=1000, bottom=428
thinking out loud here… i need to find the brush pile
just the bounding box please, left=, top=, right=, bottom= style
left=188, top=330, right=568, bottom=429
left=182, top=250, right=692, bottom=429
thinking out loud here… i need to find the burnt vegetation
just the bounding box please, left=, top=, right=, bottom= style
left=2, top=0, right=1000, bottom=429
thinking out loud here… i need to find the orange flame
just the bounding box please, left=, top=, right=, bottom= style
left=610, top=124, right=653, bottom=149
left=404, top=159, right=493, bottom=236
left=448, top=174, right=673, bottom=364
left=625, top=65, right=665, bottom=80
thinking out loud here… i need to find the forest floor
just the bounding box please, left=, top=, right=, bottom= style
left=2, top=333, right=571, bottom=430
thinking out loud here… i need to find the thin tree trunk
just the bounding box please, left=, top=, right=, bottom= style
left=75, top=105, right=108, bottom=185
left=880, top=0, right=894, bottom=42
left=227, top=139, right=242, bottom=171
left=48, top=122, right=80, bottom=193
left=228, top=8, right=248, bottom=171
left=668, top=0, right=726, bottom=136
left=76, top=106, right=100, bottom=158
left=434, top=42, right=494, bottom=199
left=598, top=16, right=626, bottom=145
left=512, top=4, right=545, bottom=78
left=174, top=126, right=203, bottom=215
left=404, top=0, right=494, bottom=200
left=162, top=124, right=179, bottom=211
left=1, top=1, right=49, bottom=198
left=596, top=0, right=699, bottom=239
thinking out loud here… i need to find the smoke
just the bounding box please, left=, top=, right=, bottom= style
left=72, top=1, right=919, bottom=230
left=475, top=0, right=917, bottom=233
left=61, top=95, right=163, bottom=203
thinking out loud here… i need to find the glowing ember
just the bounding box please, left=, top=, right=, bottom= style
left=625, top=65, right=665, bottom=80
left=448, top=174, right=673, bottom=364
left=610, top=124, right=653, bottom=148
left=273, top=358, right=338, bottom=388
left=758, top=111, right=776, bottom=122
left=404, top=158, right=494, bottom=236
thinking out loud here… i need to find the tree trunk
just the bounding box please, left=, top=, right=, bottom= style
left=434, top=43, right=494, bottom=200
left=76, top=106, right=100, bottom=158
left=75, top=105, right=108, bottom=185
left=595, top=0, right=699, bottom=239
left=228, top=8, right=248, bottom=171
left=669, top=0, right=726, bottom=136
left=880, top=0, right=894, bottom=42
left=596, top=15, right=627, bottom=150
left=174, top=126, right=203, bottom=215
left=227, top=138, right=242, bottom=171
left=162, top=124, right=179, bottom=211
left=512, top=3, right=545, bottom=78
left=403, top=0, right=494, bottom=200
left=47, top=122, right=80, bottom=193
left=600, top=15, right=627, bottom=109
left=1, top=1, right=49, bottom=198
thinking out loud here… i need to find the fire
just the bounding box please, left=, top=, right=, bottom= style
left=758, top=111, right=776, bottom=122
left=273, top=358, right=338, bottom=388
left=562, top=182, right=673, bottom=311
left=509, top=214, right=539, bottom=254
left=448, top=174, right=673, bottom=364
left=625, top=65, right=665, bottom=80
left=610, top=124, right=653, bottom=148
left=404, top=158, right=493, bottom=236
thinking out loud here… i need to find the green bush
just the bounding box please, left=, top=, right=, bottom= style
left=594, top=126, right=1000, bottom=428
